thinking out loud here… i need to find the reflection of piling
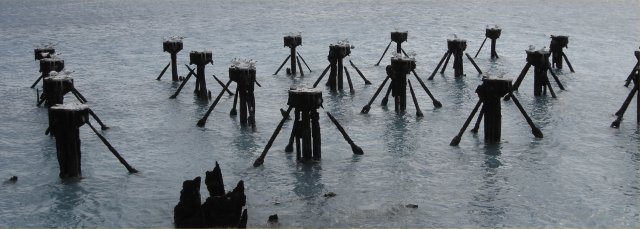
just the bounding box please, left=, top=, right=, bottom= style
left=375, top=31, right=408, bottom=66
left=450, top=77, right=543, bottom=146
left=273, top=34, right=312, bottom=76
left=159, top=40, right=184, bottom=81
left=507, top=48, right=565, bottom=99
left=31, top=57, right=64, bottom=88
left=190, top=51, right=213, bottom=100
left=253, top=87, right=363, bottom=167
left=549, top=35, right=574, bottom=72
left=429, top=38, right=482, bottom=80
left=48, top=103, right=89, bottom=178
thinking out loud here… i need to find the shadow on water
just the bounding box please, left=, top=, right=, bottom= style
left=469, top=144, right=506, bottom=227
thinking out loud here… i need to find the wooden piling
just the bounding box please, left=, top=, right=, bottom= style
left=189, top=51, right=213, bottom=100
left=48, top=103, right=89, bottom=178
left=163, top=39, right=183, bottom=81
left=549, top=35, right=569, bottom=70
left=42, top=74, right=74, bottom=107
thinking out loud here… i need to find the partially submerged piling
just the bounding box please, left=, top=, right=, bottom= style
left=475, top=25, right=501, bottom=59
left=450, top=76, right=543, bottom=146
left=429, top=36, right=482, bottom=80
left=611, top=64, right=639, bottom=128
left=273, top=33, right=312, bottom=76
left=157, top=36, right=184, bottom=81
left=31, top=55, right=64, bottom=88
left=506, top=46, right=565, bottom=99
left=549, top=35, right=575, bottom=72
left=375, top=30, right=409, bottom=66
left=362, top=54, right=442, bottom=115
left=253, top=86, right=363, bottom=167
left=197, top=59, right=259, bottom=127
left=170, top=51, right=213, bottom=99
left=313, top=40, right=371, bottom=92
left=48, top=103, right=136, bottom=178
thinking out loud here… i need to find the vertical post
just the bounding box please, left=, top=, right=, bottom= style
left=447, top=38, right=467, bottom=77
left=290, top=46, right=297, bottom=75
left=477, top=78, right=512, bottom=144
left=549, top=35, right=569, bottom=69
left=490, top=39, right=497, bottom=59
left=311, top=110, right=321, bottom=159
left=239, top=83, right=247, bottom=124
left=337, top=58, right=344, bottom=89
left=301, top=109, right=312, bottom=160
left=453, top=51, right=464, bottom=77
left=190, top=51, right=213, bottom=100
left=485, top=27, right=501, bottom=59
left=163, top=39, right=183, bottom=82
left=48, top=103, right=89, bottom=178
left=171, top=52, right=179, bottom=81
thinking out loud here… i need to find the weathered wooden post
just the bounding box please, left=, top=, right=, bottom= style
left=229, top=59, right=257, bottom=126
left=361, top=54, right=441, bottom=115
left=48, top=103, right=89, bottom=178
left=375, top=30, right=408, bottom=66
left=475, top=25, right=502, bottom=58
left=41, top=73, right=74, bottom=107
left=31, top=56, right=64, bottom=88
left=506, top=47, right=566, bottom=100
left=428, top=36, right=483, bottom=80
left=273, top=33, right=312, bottom=76
left=549, top=35, right=574, bottom=72
left=312, top=40, right=371, bottom=92
left=197, top=59, right=260, bottom=128
left=450, top=76, right=543, bottom=146
left=34, top=47, right=55, bottom=60
left=190, top=51, right=213, bottom=100
left=157, top=36, right=184, bottom=81
left=253, top=86, right=363, bottom=167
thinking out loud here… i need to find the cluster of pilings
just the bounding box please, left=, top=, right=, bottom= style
left=174, top=162, right=247, bottom=228
left=30, top=46, right=136, bottom=179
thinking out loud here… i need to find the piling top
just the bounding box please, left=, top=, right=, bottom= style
left=390, top=53, right=416, bottom=72
left=189, top=50, right=213, bottom=66
left=50, top=102, right=89, bottom=111
left=525, top=46, right=550, bottom=66
left=550, top=35, right=569, bottom=48
left=45, top=71, right=73, bottom=82
left=479, top=76, right=512, bottom=97
left=163, top=36, right=184, bottom=53
left=391, top=31, right=408, bottom=43
left=34, top=48, right=55, bottom=60
left=288, top=86, right=323, bottom=110
left=329, top=40, right=352, bottom=59
left=284, top=33, right=302, bottom=48
left=230, top=58, right=256, bottom=70
left=485, top=25, right=502, bottom=39
left=40, top=57, right=65, bottom=73
left=447, top=38, right=467, bottom=52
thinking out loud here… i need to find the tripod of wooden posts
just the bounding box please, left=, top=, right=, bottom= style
left=253, top=87, right=364, bottom=167
left=450, top=77, right=543, bottom=146
left=312, top=41, right=372, bottom=92
left=428, top=38, right=483, bottom=80
left=273, top=34, right=312, bottom=76
left=170, top=51, right=213, bottom=100
left=48, top=103, right=137, bottom=179
left=361, top=55, right=442, bottom=116
left=197, top=59, right=262, bottom=128
left=504, top=48, right=566, bottom=100
left=374, top=31, right=410, bottom=66
left=474, top=26, right=502, bottom=59
left=156, top=39, right=184, bottom=81
left=549, top=35, right=575, bottom=73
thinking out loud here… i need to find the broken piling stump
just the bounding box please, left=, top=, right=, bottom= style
left=174, top=162, right=247, bottom=228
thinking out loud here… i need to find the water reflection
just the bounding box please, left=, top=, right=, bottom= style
left=48, top=181, right=88, bottom=227
left=384, top=116, right=412, bottom=155
left=470, top=145, right=506, bottom=227
left=292, top=163, right=324, bottom=200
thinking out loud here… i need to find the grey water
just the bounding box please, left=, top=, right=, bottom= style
left=1, top=0, right=639, bottom=227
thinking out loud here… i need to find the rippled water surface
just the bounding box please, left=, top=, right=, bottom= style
left=1, top=0, right=639, bottom=227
